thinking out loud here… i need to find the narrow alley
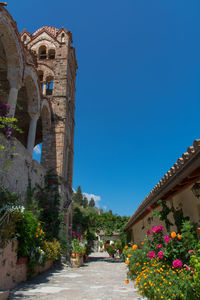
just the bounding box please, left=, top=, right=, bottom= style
left=10, top=252, right=144, bottom=300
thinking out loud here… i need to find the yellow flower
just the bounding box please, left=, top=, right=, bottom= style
left=125, top=260, right=130, bottom=265
left=132, top=244, right=138, bottom=251
left=38, top=222, right=41, bottom=226
left=171, top=232, right=176, bottom=239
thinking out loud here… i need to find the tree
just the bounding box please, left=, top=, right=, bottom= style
left=82, top=196, right=88, bottom=208
left=89, top=198, right=95, bottom=208
left=73, top=186, right=83, bottom=206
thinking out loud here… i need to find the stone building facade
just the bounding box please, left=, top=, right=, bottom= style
left=0, top=4, right=77, bottom=234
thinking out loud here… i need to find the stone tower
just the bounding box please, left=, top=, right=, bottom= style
left=20, top=26, right=78, bottom=200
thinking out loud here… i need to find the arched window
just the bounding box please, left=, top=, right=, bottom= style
left=48, top=49, right=55, bottom=59
left=61, top=33, right=65, bottom=43
left=46, top=76, right=54, bottom=95
left=38, top=45, right=47, bottom=59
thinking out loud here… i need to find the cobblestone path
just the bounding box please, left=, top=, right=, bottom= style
left=10, top=252, right=145, bottom=300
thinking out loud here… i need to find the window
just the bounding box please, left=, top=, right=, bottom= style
left=46, top=76, right=54, bottom=95
left=61, top=33, right=65, bottom=43
left=38, top=45, right=47, bottom=59
left=48, top=49, right=55, bottom=59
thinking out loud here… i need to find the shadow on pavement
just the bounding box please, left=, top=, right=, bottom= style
left=9, top=262, right=65, bottom=299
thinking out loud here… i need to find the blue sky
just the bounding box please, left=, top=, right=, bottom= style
left=10, top=0, right=200, bottom=216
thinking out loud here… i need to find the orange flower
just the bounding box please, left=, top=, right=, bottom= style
left=38, top=222, right=41, bottom=226
left=36, top=234, right=38, bottom=238
left=124, top=245, right=128, bottom=249
left=171, top=232, right=176, bottom=239
left=141, top=242, right=144, bottom=245
left=132, top=244, right=138, bottom=251
left=128, top=254, right=132, bottom=258
left=177, top=234, right=182, bottom=240
left=125, top=280, right=129, bottom=284
left=126, top=260, right=130, bottom=265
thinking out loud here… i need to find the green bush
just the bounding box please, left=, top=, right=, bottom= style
left=190, top=242, right=200, bottom=299
left=16, top=210, right=39, bottom=257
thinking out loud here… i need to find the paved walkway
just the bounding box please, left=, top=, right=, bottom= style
left=10, top=252, right=144, bottom=300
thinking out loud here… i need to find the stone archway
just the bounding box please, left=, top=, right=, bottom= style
left=15, top=67, right=41, bottom=152
left=0, top=9, right=23, bottom=115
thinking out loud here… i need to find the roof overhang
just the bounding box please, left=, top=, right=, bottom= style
left=125, top=139, right=200, bottom=231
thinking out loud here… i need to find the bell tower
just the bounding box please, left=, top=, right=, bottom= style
left=21, top=26, right=77, bottom=209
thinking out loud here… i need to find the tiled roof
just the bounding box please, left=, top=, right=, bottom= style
left=125, top=138, right=200, bottom=230
left=33, top=26, right=59, bottom=37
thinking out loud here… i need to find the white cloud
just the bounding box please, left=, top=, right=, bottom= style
left=33, top=144, right=41, bottom=155
left=83, top=192, right=101, bottom=207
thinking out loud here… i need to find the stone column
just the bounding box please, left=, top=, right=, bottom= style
left=43, top=82, right=47, bottom=95
left=27, top=113, right=39, bottom=154
left=7, top=67, right=22, bottom=117
left=7, top=87, right=19, bottom=117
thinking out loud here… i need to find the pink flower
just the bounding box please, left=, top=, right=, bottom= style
left=173, top=259, right=183, bottom=268
left=188, top=250, right=196, bottom=255
left=151, top=225, right=164, bottom=234
left=156, top=244, right=163, bottom=249
left=197, top=228, right=200, bottom=233
left=155, top=225, right=164, bottom=233
left=151, top=226, right=157, bottom=233
left=147, top=251, right=156, bottom=259
left=147, top=206, right=152, bottom=211
left=157, top=251, right=164, bottom=259
left=146, top=229, right=152, bottom=236
left=164, top=235, right=170, bottom=243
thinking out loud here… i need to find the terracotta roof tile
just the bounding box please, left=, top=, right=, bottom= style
left=33, top=26, right=59, bottom=37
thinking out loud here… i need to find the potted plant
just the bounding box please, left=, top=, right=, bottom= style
left=107, top=244, right=116, bottom=258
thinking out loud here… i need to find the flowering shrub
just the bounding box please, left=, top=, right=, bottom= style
left=134, top=259, right=192, bottom=299
left=72, top=237, right=86, bottom=255
left=0, top=100, right=22, bottom=140
left=124, top=220, right=200, bottom=299
left=43, top=239, right=61, bottom=260
left=189, top=242, right=200, bottom=298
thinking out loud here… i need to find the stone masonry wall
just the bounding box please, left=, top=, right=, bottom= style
left=0, top=240, right=54, bottom=290
left=0, top=240, right=27, bottom=290
left=0, top=133, right=46, bottom=200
